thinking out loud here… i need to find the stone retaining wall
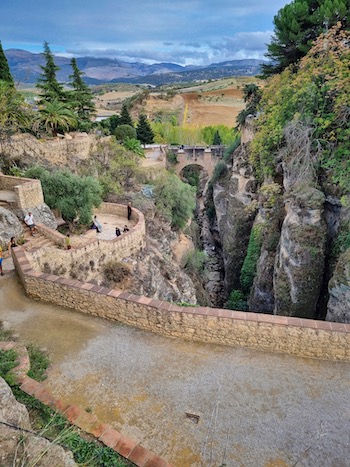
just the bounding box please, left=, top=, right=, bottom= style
left=31, top=203, right=146, bottom=278
left=0, top=174, right=44, bottom=209
left=13, top=246, right=350, bottom=362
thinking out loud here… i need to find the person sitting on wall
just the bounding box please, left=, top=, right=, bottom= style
left=123, top=225, right=129, bottom=233
left=91, top=215, right=102, bottom=233
left=115, top=227, right=121, bottom=237
left=24, top=212, right=37, bottom=236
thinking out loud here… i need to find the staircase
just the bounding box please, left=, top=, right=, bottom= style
left=22, top=230, right=56, bottom=252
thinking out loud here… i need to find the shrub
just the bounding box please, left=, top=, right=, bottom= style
left=227, top=290, right=248, bottom=311
left=183, top=249, right=207, bottom=276
left=166, top=151, right=178, bottom=165
left=114, top=124, right=136, bottom=142
left=103, top=260, right=131, bottom=283
left=240, top=224, right=264, bottom=293
left=211, top=162, right=228, bottom=184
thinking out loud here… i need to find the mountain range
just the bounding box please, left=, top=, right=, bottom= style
left=5, top=49, right=266, bottom=86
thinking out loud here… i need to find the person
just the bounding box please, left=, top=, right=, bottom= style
left=0, top=245, right=3, bottom=276
left=91, top=215, right=102, bottom=233
left=24, top=212, right=36, bottom=236
left=8, top=237, right=17, bottom=254
left=65, top=233, right=72, bottom=250
left=115, top=227, right=121, bottom=237
left=123, top=225, right=129, bottom=233
left=127, top=202, right=132, bottom=221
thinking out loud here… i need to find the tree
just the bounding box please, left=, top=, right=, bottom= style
left=136, top=114, right=154, bottom=146
left=213, top=130, right=222, bottom=145
left=236, top=83, right=262, bottom=126
left=25, top=166, right=102, bottom=224
left=33, top=99, right=77, bottom=136
left=119, top=103, right=133, bottom=126
left=0, top=80, right=29, bottom=135
left=68, top=58, right=95, bottom=129
left=114, top=124, right=136, bottom=142
left=36, top=42, right=65, bottom=105
left=262, top=0, right=349, bottom=76
left=0, top=41, right=14, bottom=85
left=154, top=173, right=196, bottom=229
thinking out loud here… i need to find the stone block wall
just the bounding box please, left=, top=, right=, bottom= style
left=13, top=246, right=350, bottom=362
left=31, top=203, right=146, bottom=278
left=0, top=175, right=44, bottom=209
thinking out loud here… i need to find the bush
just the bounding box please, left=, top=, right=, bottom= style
left=211, top=162, right=228, bottom=184
left=240, top=224, right=264, bottom=293
left=103, top=260, right=131, bottom=283
left=223, top=137, right=240, bottom=162
left=166, top=151, right=178, bottom=165
left=183, top=249, right=207, bottom=276
left=227, top=290, right=248, bottom=311
left=154, top=173, right=196, bottom=229
left=114, top=124, right=136, bottom=142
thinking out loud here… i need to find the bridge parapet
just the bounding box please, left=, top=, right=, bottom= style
left=168, top=145, right=224, bottom=177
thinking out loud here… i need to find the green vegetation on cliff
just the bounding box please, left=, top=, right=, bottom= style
left=251, top=24, right=350, bottom=194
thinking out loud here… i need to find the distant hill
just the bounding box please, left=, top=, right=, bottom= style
left=5, top=49, right=266, bottom=85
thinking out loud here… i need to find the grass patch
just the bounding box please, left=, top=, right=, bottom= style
left=27, top=343, right=50, bottom=382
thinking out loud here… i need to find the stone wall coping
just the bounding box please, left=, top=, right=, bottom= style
left=13, top=249, right=350, bottom=336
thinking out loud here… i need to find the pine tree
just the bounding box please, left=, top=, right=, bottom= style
left=136, top=114, right=154, bottom=146
left=262, top=0, right=349, bottom=76
left=213, top=130, right=222, bottom=145
left=119, top=103, right=133, bottom=126
left=68, top=58, right=95, bottom=129
left=0, top=41, right=14, bottom=84
left=36, top=41, right=65, bottom=105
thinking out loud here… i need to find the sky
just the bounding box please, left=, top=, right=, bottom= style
left=1, top=0, right=289, bottom=66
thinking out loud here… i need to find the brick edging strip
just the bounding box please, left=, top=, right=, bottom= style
left=2, top=341, right=170, bottom=467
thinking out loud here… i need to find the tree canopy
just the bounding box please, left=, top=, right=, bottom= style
left=36, top=42, right=66, bottom=105
left=25, top=166, right=102, bottom=224
left=0, top=80, right=29, bottom=135
left=262, top=0, right=350, bottom=76
left=33, top=99, right=77, bottom=136
left=0, top=41, right=14, bottom=85
left=154, top=173, right=196, bottom=229
left=119, top=103, right=133, bottom=126
left=68, top=58, right=96, bottom=129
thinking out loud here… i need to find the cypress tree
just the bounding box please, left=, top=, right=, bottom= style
left=136, top=114, right=154, bottom=146
left=68, top=58, right=95, bottom=128
left=0, top=40, right=14, bottom=84
left=119, top=103, right=133, bottom=126
left=213, top=130, right=222, bottom=145
left=36, top=41, right=65, bottom=105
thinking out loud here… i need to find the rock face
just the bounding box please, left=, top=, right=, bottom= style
left=273, top=186, right=327, bottom=318
left=0, top=207, right=23, bottom=244
left=326, top=248, right=350, bottom=323
left=14, top=203, right=57, bottom=230
left=213, top=146, right=257, bottom=296
left=0, top=377, right=76, bottom=466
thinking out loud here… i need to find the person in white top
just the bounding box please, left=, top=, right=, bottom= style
left=24, top=212, right=37, bottom=236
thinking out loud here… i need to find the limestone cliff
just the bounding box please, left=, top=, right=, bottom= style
left=212, top=146, right=257, bottom=296
left=326, top=248, right=350, bottom=323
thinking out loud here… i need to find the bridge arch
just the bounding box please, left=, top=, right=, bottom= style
left=167, top=146, right=224, bottom=178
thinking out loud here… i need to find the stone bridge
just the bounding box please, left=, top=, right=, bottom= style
left=167, top=145, right=224, bottom=177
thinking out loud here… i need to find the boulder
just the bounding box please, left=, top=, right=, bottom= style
left=0, top=207, right=23, bottom=244
left=14, top=203, right=57, bottom=230
left=326, top=248, right=350, bottom=323
left=0, top=377, right=76, bottom=466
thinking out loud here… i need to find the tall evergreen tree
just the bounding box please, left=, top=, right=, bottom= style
left=213, top=130, right=222, bottom=145
left=136, top=114, right=154, bottom=146
left=119, top=103, right=133, bottom=126
left=262, top=0, right=349, bottom=77
left=0, top=41, right=14, bottom=84
left=36, top=41, right=65, bottom=105
left=68, top=58, right=95, bottom=128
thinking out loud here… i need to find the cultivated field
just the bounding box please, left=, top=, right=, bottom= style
left=95, top=77, right=261, bottom=127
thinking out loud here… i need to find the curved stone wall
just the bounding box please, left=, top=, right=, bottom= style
left=12, top=237, right=350, bottom=362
